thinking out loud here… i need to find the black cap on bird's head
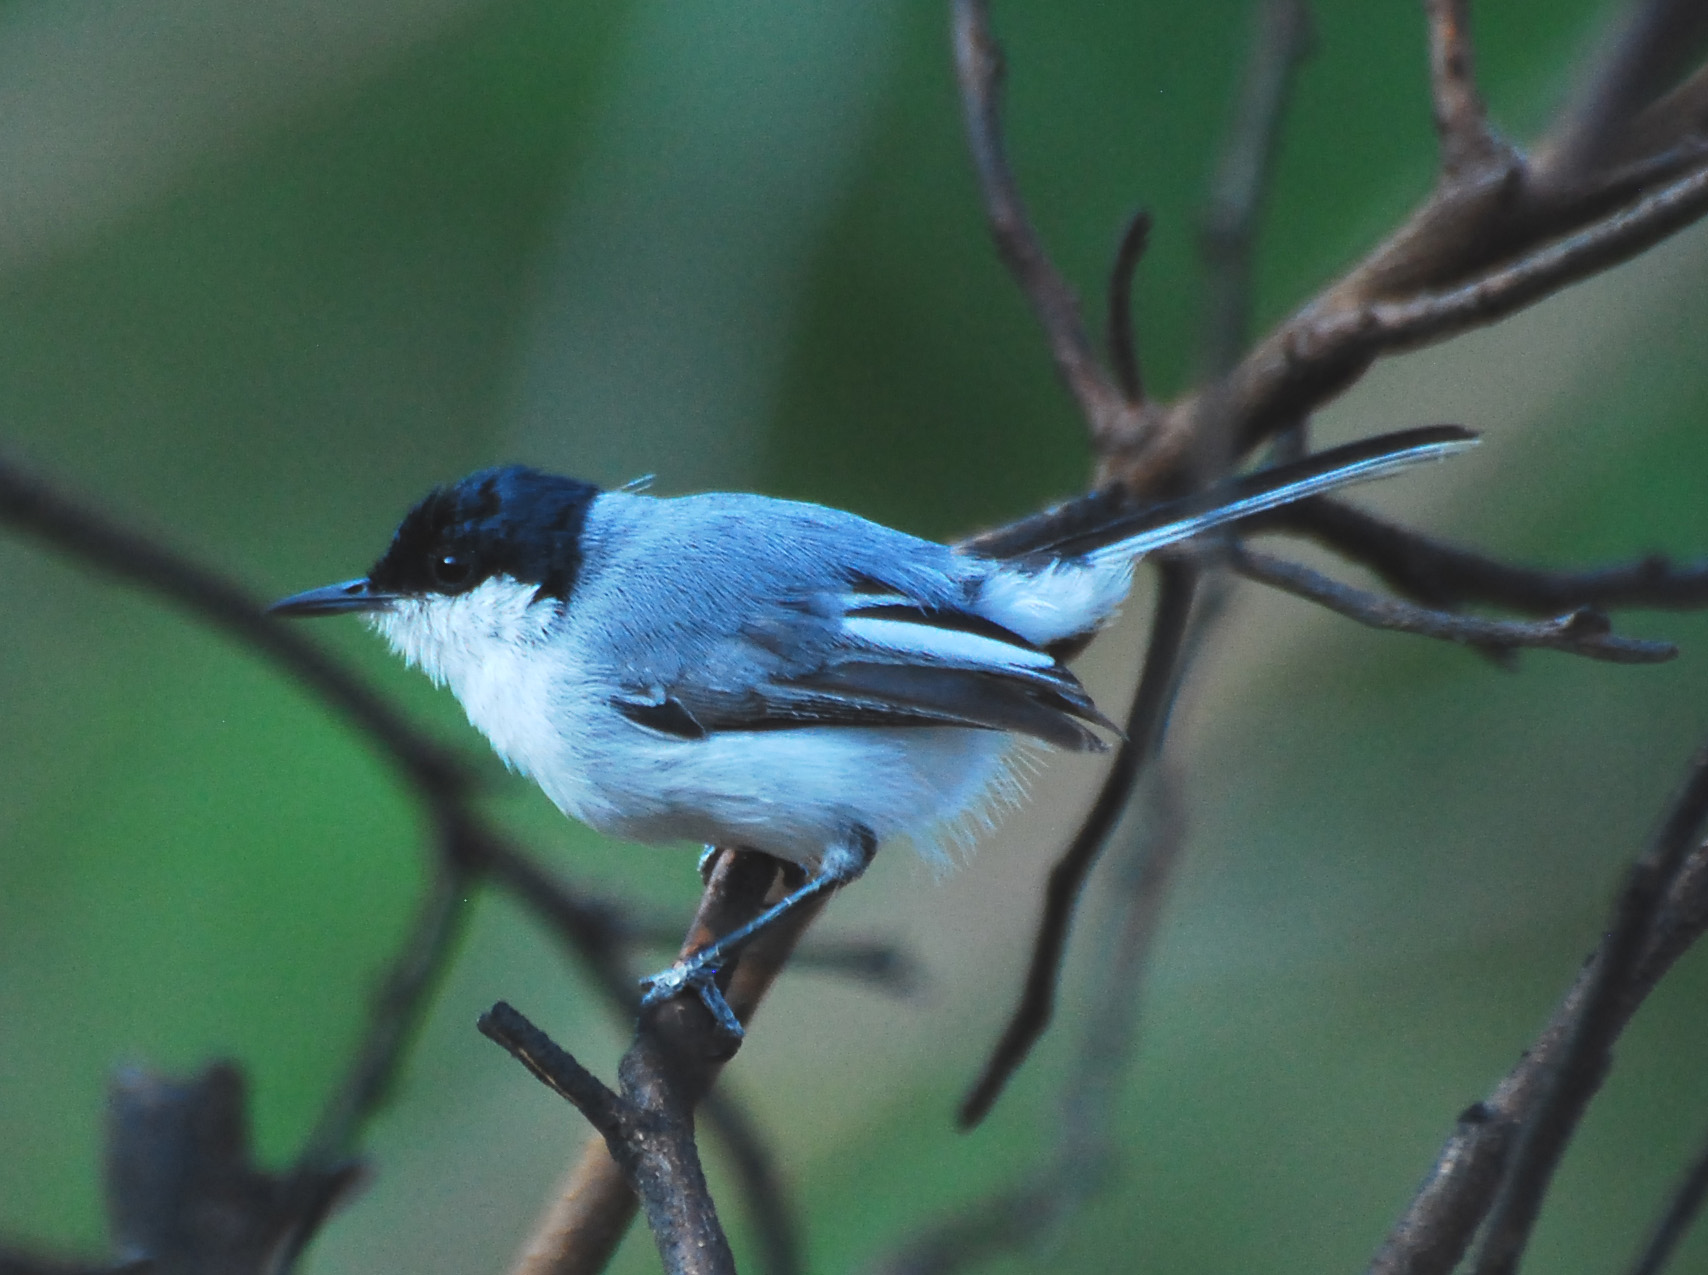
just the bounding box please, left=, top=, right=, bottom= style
left=270, top=465, right=601, bottom=617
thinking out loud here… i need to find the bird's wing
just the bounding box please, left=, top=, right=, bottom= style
left=610, top=584, right=1116, bottom=752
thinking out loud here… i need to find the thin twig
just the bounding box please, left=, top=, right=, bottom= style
left=482, top=1003, right=739, bottom=1275
left=1107, top=209, right=1153, bottom=404
left=1200, top=0, right=1314, bottom=379
left=1425, top=0, right=1502, bottom=177
left=299, top=850, right=475, bottom=1168
left=872, top=743, right=1197, bottom=1274
left=950, top=0, right=1140, bottom=452
left=1470, top=749, right=1708, bottom=1275
left=1627, top=1119, right=1708, bottom=1275
left=959, top=559, right=1200, bottom=1128
left=1369, top=771, right=1708, bottom=1275
left=1225, top=544, right=1678, bottom=663
left=479, top=1003, right=627, bottom=1138
left=1333, top=160, right=1708, bottom=354
left=1110, top=123, right=1708, bottom=493
left=1268, top=498, right=1708, bottom=614
left=0, top=454, right=463, bottom=794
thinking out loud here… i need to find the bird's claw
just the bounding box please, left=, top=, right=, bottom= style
left=640, top=957, right=745, bottom=1039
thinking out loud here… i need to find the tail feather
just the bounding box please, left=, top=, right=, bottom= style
left=966, top=424, right=1477, bottom=565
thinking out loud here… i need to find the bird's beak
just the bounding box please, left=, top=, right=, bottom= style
left=269, top=577, right=397, bottom=617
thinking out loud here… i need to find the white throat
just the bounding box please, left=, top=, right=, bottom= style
left=368, top=576, right=567, bottom=781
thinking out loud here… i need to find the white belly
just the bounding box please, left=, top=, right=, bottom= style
left=539, top=703, right=1024, bottom=870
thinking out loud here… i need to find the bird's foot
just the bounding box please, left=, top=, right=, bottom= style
left=640, top=955, right=744, bottom=1039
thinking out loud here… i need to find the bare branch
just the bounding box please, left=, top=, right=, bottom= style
left=1268, top=498, right=1708, bottom=614
left=1335, top=160, right=1708, bottom=352
left=1539, top=0, right=1708, bottom=185
left=1107, top=209, right=1153, bottom=404
left=1424, top=0, right=1503, bottom=177
left=950, top=0, right=1141, bottom=451
left=1200, top=0, right=1314, bottom=379
left=0, top=453, right=463, bottom=796
left=876, top=747, right=1195, bottom=1272
left=510, top=850, right=825, bottom=1275
left=482, top=1003, right=738, bottom=1275
left=0, top=453, right=663, bottom=1270
left=1370, top=759, right=1708, bottom=1275
left=478, top=1003, right=627, bottom=1139
left=298, top=851, right=475, bottom=1170
left=1617, top=64, right=1708, bottom=169
left=959, top=559, right=1199, bottom=1128
left=1368, top=1102, right=1520, bottom=1275
left=1471, top=749, right=1708, bottom=1275
left=1225, top=544, right=1677, bottom=663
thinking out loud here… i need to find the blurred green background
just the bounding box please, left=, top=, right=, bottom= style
left=3, top=1, right=1708, bottom=1272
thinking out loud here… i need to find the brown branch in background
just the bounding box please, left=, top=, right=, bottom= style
left=1470, top=748, right=1708, bottom=1275
left=1626, top=1120, right=1708, bottom=1275
left=1538, top=0, right=1708, bottom=186
left=0, top=454, right=464, bottom=794
left=958, top=560, right=1199, bottom=1128
left=296, top=851, right=476, bottom=1173
left=1424, top=0, right=1502, bottom=177
left=1333, top=160, right=1708, bottom=351
left=1098, top=0, right=1708, bottom=493
left=1368, top=749, right=1708, bottom=1275
left=1200, top=0, right=1313, bottom=379
left=1268, top=498, right=1708, bottom=614
left=1106, top=209, right=1153, bottom=403
left=961, top=0, right=1311, bottom=1129
left=873, top=749, right=1194, bottom=1274
left=1223, top=544, right=1679, bottom=664
left=951, top=0, right=1141, bottom=453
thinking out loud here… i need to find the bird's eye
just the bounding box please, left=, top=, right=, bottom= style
left=430, top=550, right=475, bottom=590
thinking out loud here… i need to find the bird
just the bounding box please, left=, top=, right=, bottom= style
left=272, top=424, right=1475, bottom=1029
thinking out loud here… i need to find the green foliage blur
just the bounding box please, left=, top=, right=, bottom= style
left=3, top=1, right=1707, bottom=1272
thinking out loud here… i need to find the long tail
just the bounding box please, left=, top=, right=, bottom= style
left=968, top=424, right=1477, bottom=564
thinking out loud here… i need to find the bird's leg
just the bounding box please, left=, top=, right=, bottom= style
left=641, top=831, right=876, bottom=1036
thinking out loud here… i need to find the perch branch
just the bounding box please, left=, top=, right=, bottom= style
left=0, top=452, right=792, bottom=1274
left=509, top=850, right=825, bottom=1275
